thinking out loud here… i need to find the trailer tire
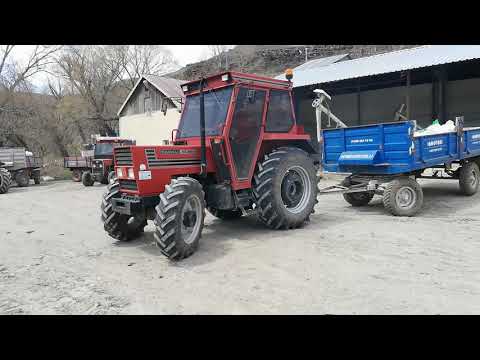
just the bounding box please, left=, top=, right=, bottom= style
left=459, top=162, right=480, bottom=196
left=15, top=171, right=30, bottom=187
left=33, top=170, right=41, bottom=185
left=383, top=177, right=423, bottom=217
left=207, top=207, right=243, bottom=220
left=154, top=177, right=206, bottom=261
left=72, top=169, right=82, bottom=182
left=253, top=147, right=318, bottom=230
left=341, top=178, right=374, bottom=207
left=0, top=168, right=11, bottom=194
left=101, top=181, right=146, bottom=242
left=82, top=171, right=95, bottom=187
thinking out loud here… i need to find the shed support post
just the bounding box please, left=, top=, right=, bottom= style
left=439, top=66, right=447, bottom=124
left=357, top=81, right=361, bottom=125
left=406, top=70, right=411, bottom=119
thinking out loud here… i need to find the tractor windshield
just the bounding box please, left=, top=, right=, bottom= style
left=177, top=86, right=233, bottom=138
left=94, top=143, right=114, bottom=157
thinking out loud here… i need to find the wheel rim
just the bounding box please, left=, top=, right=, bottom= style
left=281, top=166, right=311, bottom=214
left=180, top=194, right=202, bottom=244
left=395, top=186, right=416, bottom=209
left=468, top=169, right=478, bottom=187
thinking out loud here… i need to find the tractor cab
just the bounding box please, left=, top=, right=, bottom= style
left=104, top=71, right=319, bottom=261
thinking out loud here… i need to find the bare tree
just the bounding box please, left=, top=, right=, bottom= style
left=115, top=45, right=178, bottom=89
left=54, top=45, right=128, bottom=136
left=208, top=45, right=229, bottom=70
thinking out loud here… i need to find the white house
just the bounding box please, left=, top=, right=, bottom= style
left=117, top=75, right=185, bottom=145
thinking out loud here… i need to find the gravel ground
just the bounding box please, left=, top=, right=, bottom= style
left=1, top=177, right=479, bottom=314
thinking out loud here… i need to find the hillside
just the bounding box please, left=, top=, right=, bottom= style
left=170, top=45, right=419, bottom=81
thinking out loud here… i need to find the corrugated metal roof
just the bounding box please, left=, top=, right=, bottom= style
left=291, top=45, right=480, bottom=88
left=117, top=75, right=185, bottom=116
left=274, top=53, right=350, bottom=80
left=144, top=74, right=185, bottom=100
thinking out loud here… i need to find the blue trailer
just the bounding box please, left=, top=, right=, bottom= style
left=319, top=117, right=480, bottom=216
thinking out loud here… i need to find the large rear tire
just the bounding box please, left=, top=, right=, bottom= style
left=383, top=177, right=423, bottom=216
left=341, top=178, right=374, bottom=207
left=207, top=207, right=243, bottom=220
left=82, top=171, right=95, bottom=187
left=459, top=162, right=480, bottom=196
left=253, top=147, right=318, bottom=230
left=154, top=177, right=206, bottom=261
left=0, top=168, right=11, bottom=194
left=15, top=171, right=30, bottom=187
left=101, top=181, right=147, bottom=241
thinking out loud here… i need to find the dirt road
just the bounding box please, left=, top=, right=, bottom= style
left=1, top=178, right=479, bottom=314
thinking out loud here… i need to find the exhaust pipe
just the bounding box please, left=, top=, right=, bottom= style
left=199, top=78, right=207, bottom=177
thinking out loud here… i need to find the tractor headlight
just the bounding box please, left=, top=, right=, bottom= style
left=128, top=168, right=135, bottom=179
left=139, top=164, right=146, bottom=171
left=117, top=168, right=123, bottom=178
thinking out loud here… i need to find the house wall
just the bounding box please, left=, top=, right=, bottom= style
left=119, top=83, right=176, bottom=117
left=119, top=108, right=182, bottom=145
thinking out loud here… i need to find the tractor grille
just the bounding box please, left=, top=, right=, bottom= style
left=145, top=148, right=201, bottom=168
left=119, top=179, right=138, bottom=191
left=115, top=147, right=133, bottom=166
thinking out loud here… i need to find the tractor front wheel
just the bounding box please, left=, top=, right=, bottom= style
left=207, top=207, right=243, bottom=220
left=101, top=181, right=147, bottom=241
left=72, top=169, right=82, bottom=182
left=154, top=177, right=205, bottom=261
left=33, top=170, right=41, bottom=185
left=15, top=171, right=30, bottom=187
left=0, top=168, right=12, bottom=194
left=253, top=147, right=318, bottom=230
left=82, top=171, right=95, bottom=187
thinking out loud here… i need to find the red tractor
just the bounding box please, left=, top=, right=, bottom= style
left=82, top=137, right=135, bottom=187
left=101, top=71, right=320, bottom=260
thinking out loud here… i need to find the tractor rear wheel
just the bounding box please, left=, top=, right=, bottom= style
left=72, top=169, right=82, bottom=182
left=207, top=207, right=243, bottom=220
left=154, top=177, right=206, bottom=261
left=101, top=181, right=147, bottom=241
left=33, top=170, right=41, bottom=185
left=253, top=147, right=318, bottom=230
left=341, top=178, right=374, bottom=207
left=0, top=168, right=11, bottom=194
left=82, top=171, right=95, bottom=187
left=459, top=162, right=480, bottom=196
left=15, top=171, right=30, bottom=187
left=100, top=173, right=109, bottom=185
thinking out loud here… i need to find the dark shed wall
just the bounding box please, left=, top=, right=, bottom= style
left=295, top=75, right=480, bottom=142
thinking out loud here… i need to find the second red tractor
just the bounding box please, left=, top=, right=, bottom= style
left=101, top=71, right=320, bottom=260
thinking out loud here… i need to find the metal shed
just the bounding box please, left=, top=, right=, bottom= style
left=291, top=45, right=480, bottom=144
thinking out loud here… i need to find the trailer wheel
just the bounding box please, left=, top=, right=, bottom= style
left=207, top=207, right=243, bottom=220
left=15, top=171, right=30, bottom=187
left=459, top=162, right=480, bottom=196
left=383, top=177, right=423, bottom=216
left=82, top=171, right=95, bottom=187
left=253, top=147, right=318, bottom=230
left=0, top=168, right=12, bottom=194
left=154, top=177, right=205, bottom=261
left=33, top=170, right=41, bottom=185
left=72, top=169, right=82, bottom=182
left=341, top=178, right=374, bottom=207
left=101, top=181, right=147, bottom=241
